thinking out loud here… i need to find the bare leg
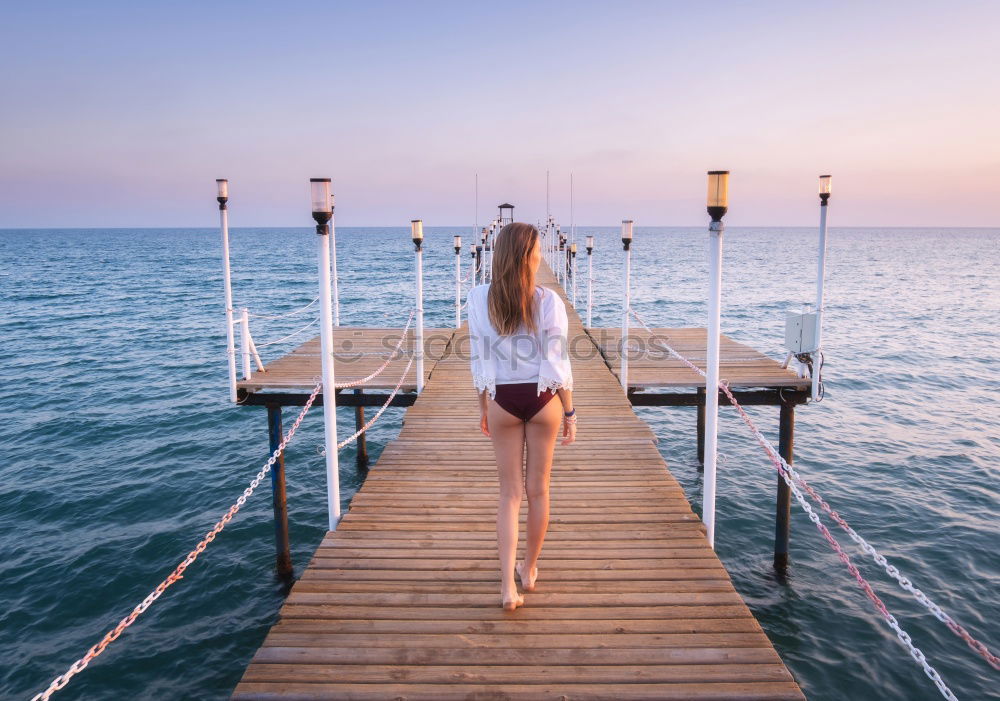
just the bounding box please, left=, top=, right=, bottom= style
left=487, top=398, right=526, bottom=609
left=520, top=394, right=561, bottom=590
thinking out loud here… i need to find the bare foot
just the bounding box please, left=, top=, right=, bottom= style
left=516, top=561, right=538, bottom=592
left=501, top=585, right=524, bottom=611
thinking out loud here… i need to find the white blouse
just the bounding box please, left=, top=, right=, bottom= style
left=467, top=283, right=574, bottom=399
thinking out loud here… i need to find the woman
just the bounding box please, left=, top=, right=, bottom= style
left=466, top=222, right=576, bottom=611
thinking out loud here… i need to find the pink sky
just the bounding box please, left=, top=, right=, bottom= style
left=0, top=2, right=997, bottom=227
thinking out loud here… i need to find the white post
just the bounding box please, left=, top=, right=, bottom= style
left=217, top=180, right=238, bottom=402
left=813, top=176, right=831, bottom=401
left=571, top=250, right=577, bottom=308
left=311, top=178, right=341, bottom=531
left=240, top=307, right=251, bottom=380
left=587, top=246, right=593, bottom=327
left=412, top=220, right=425, bottom=393
left=454, top=237, right=462, bottom=328
left=621, top=249, right=630, bottom=389
left=330, top=196, right=340, bottom=326
left=620, top=220, right=633, bottom=390
left=703, top=221, right=724, bottom=548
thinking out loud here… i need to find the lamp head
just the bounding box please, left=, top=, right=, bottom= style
left=411, top=219, right=423, bottom=250
left=621, top=219, right=634, bottom=250
left=586, top=234, right=594, bottom=253
left=707, top=171, right=729, bottom=222
left=453, top=235, right=462, bottom=252
left=570, top=243, right=577, bottom=255
left=310, top=178, right=332, bottom=227
left=819, top=174, right=832, bottom=205
left=216, top=179, right=228, bottom=207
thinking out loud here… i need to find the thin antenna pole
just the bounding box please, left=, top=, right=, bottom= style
left=474, top=173, right=478, bottom=236
left=570, top=173, right=574, bottom=246
left=546, top=170, right=550, bottom=220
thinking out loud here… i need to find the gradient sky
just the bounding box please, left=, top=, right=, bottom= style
left=1, top=1, right=997, bottom=227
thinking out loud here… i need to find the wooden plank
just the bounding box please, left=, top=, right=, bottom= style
left=230, top=261, right=802, bottom=700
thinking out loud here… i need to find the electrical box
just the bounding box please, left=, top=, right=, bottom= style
left=785, top=312, right=819, bottom=354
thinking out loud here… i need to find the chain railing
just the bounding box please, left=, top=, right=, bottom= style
left=628, top=304, right=998, bottom=697
left=248, top=297, right=320, bottom=320
left=31, top=380, right=323, bottom=701
left=321, top=336, right=416, bottom=453
left=333, top=308, right=415, bottom=389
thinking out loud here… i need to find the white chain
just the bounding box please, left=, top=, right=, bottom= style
left=320, top=341, right=415, bottom=453
left=632, top=303, right=998, bottom=672
left=248, top=297, right=320, bottom=320
left=254, top=316, right=319, bottom=348
left=628, top=305, right=962, bottom=699
left=31, top=381, right=323, bottom=701
left=333, top=308, right=416, bottom=389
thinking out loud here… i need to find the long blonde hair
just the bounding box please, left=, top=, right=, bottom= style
left=487, top=222, right=539, bottom=336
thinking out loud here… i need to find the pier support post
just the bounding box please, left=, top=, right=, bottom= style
left=354, top=388, right=369, bottom=471
left=773, top=400, right=795, bottom=570
left=267, top=404, right=293, bottom=578
left=697, top=387, right=706, bottom=466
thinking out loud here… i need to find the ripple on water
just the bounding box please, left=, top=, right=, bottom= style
left=1, top=226, right=997, bottom=700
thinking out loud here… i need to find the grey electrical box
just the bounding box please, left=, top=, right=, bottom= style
left=785, top=312, right=819, bottom=353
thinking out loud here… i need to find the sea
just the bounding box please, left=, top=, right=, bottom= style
left=1, top=226, right=996, bottom=700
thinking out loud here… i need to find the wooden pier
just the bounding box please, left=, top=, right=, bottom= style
left=231, top=264, right=805, bottom=700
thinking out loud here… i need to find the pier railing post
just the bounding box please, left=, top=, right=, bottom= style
left=330, top=192, right=340, bottom=327
left=571, top=244, right=578, bottom=309
left=774, top=398, right=795, bottom=569
left=311, top=178, right=342, bottom=531
left=240, top=307, right=252, bottom=380
left=586, top=236, right=594, bottom=327
left=266, top=404, right=293, bottom=578
left=702, top=170, right=729, bottom=549
left=454, top=236, right=462, bottom=328
left=813, top=175, right=831, bottom=401
left=217, top=180, right=238, bottom=402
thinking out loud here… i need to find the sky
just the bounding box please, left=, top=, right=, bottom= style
left=1, top=1, right=998, bottom=228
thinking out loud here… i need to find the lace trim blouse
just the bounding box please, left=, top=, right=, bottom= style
left=467, top=283, right=574, bottom=399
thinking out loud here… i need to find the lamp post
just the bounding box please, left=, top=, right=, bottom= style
left=814, top=175, right=832, bottom=402
left=476, top=243, right=484, bottom=286
left=454, top=235, right=462, bottom=328
left=216, top=179, right=238, bottom=403
left=485, top=225, right=493, bottom=282
left=586, top=235, right=594, bottom=327
left=411, top=220, right=425, bottom=393
left=570, top=243, right=578, bottom=308
left=310, top=178, right=342, bottom=531
left=702, top=170, right=729, bottom=549
left=620, top=220, right=633, bottom=391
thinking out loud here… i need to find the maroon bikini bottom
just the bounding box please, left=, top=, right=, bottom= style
left=493, top=382, right=558, bottom=422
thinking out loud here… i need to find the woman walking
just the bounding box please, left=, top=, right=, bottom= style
left=466, top=222, right=576, bottom=611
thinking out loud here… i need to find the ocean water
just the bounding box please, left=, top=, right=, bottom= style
left=0, top=225, right=996, bottom=700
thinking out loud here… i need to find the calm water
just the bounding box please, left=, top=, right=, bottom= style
left=1, top=226, right=997, bottom=700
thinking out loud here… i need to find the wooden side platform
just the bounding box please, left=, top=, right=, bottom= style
left=237, top=327, right=453, bottom=393
left=588, top=327, right=808, bottom=390
left=231, top=263, right=804, bottom=700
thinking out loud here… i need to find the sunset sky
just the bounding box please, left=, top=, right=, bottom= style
left=1, top=1, right=997, bottom=227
